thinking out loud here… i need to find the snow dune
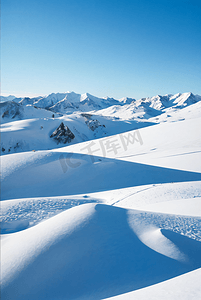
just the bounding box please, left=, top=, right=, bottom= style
left=103, top=268, right=201, bottom=300
left=2, top=204, right=201, bottom=300
left=2, top=150, right=201, bottom=201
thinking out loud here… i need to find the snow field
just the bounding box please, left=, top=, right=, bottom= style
left=2, top=203, right=201, bottom=300
left=1, top=91, right=201, bottom=299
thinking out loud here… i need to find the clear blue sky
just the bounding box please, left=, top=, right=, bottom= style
left=2, top=0, right=201, bottom=99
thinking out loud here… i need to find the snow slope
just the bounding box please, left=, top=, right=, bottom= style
left=0, top=101, right=60, bottom=125
left=1, top=91, right=201, bottom=300
left=0, top=111, right=153, bottom=155
left=103, top=267, right=201, bottom=300
left=2, top=203, right=201, bottom=300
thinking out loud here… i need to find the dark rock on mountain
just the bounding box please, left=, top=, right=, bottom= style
left=81, top=113, right=105, bottom=131
left=86, top=119, right=104, bottom=131
left=50, top=122, right=75, bottom=144
left=81, top=113, right=92, bottom=119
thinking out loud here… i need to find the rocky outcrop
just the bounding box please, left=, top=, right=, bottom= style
left=50, top=122, right=75, bottom=144
left=86, top=119, right=105, bottom=131
left=81, top=113, right=106, bottom=131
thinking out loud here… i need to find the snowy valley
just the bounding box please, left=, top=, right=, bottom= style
left=1, top=91, right=201, bottom=300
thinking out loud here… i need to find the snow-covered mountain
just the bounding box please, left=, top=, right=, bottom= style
left=96, top=92, right=201, bottom=120
left=1, top=90, right=201, bottom=300
left=1, top=91, right=201, bottom=155
left=0, top=101, right=24, bottom=120
left=10, top=91, right=201, bottom=116
left=0, top=100, right=61, bottom=124
left=0, top=95, right=16, bottom=102
left=26, top=92, right=120, bottom=112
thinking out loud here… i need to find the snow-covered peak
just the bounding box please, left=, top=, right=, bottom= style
left=169, top=93, right=181, bottom=100
left=63, top=92, right=82, bottom=102
left=2, top=91, right=200, bottom=118
left=172, top=92, right=198, bottom=107
left=19, top=97, right=35, bottom=106
left=0, top=95, right=16, bottom=102
left=119, top=97, right=135, bottom=104
left=80, top=92, right=91, bottom=101
left=1, top=96, right=23, bottom=103
left=80, top=92, right=108, bottom=104
left=133, top=92, right=200, bottom=111
left=33, top=93, right=71, bottom=108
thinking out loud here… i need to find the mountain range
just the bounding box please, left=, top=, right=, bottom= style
left=1, top=91, right=201, bottom=114
left=1, top=91, right=201, bottom=155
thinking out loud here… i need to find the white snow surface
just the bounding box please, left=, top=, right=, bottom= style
left=1, top=91, right=201, bottom=300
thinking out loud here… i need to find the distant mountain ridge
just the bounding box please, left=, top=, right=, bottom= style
left=1, top=91, right=201, bottom=126
left=1, top=91, right=201, bottom=117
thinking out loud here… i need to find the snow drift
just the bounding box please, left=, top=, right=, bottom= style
left=1, top=90, right=201, bottom=300
left=2, top=204, right=201, bottom=300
